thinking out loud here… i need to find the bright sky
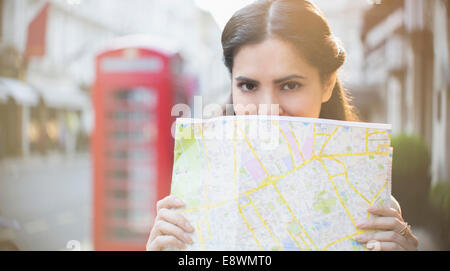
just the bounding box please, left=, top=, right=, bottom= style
left=194, top=0, right=255, bottom=29
left=192, top=0, right=341, bottom=30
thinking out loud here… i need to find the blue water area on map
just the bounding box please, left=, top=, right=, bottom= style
left=351, top=240, right=360, bottom=246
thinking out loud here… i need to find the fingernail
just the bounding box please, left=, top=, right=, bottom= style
left=175, top=198, right=184, bottom=205
left=356, top=221, right=366, bottom=228
left=366, top=240, right=380, bottom=251
left=185, top=222, right=194, bottom=232
left=368, top=205, right=377, bottom=212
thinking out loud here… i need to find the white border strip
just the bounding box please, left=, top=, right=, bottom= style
left=177, top=115, right=392, bottom=130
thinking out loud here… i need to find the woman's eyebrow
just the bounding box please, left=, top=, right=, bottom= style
left=234, top=76, right=259, bottom=84
left=273, top=74, right=306, bottom=84
left=234, top=74, right=306, bottom=84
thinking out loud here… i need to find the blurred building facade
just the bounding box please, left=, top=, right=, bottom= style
left=0, top=0, right=230, bottom=160
left=360, top=0, right=450, bottom=185
left=314, top=0, right=369, bottom=88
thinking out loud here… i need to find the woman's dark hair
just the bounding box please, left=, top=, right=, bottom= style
left=221, top=0, right=358, bottom=121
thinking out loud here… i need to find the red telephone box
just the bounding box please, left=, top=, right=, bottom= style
left=92, top=37, right=189, bottom=250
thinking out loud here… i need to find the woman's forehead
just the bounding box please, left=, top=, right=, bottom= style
left=232, top=38, right=318, bottom=79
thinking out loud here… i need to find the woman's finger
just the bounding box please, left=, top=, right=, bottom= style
left=149, top=220, right=193, bottom=245
left=366, top=240, right=407, bottom=251
left=157, top=196, right=185, bottom=212
left=354, top=230, right=415, bottom=251
left=157, top=208, right=195, bottom=233
left=357, top=216, right=404, bottom=232
left=147, top=235, right=187, bottom=251
left=367, top=205, right=403, bottom=222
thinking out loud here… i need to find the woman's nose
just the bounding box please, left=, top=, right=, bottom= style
left=258, top=92, right=284, bottom=115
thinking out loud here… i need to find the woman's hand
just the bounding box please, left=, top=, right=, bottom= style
left=146, top=196, right=195, bottom=251
left=354, top=202, right=419, bottom=251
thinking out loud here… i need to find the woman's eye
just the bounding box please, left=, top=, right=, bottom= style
left=239, top=83, right=257, bottom=92
left=281, top=81, right=301, bottom=91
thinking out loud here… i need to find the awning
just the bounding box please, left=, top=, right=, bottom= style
left=0, top=77, right=39, bottom=106
left=26, top=74, right=90, bottom=110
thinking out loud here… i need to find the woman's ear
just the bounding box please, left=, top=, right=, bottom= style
left=321, top=71, right=337, bottom=103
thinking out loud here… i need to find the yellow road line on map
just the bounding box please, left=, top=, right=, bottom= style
left=194, top=218, right=213, bottom=245
left=276, top=157, right=314, bottom=179
left=368, top=128, right=392, bottom=142
left=181, top=175, right=273, bottom=212
left=272, top=183, right=318, bottom=250
left=286, top=219, right=310, bottom=250
left=238, top=204, right=264, bottom=250
left=320, top=127, right=339, bottom=155
left=365, top=128, right=369, bottom=152
left=319, top=159, right=358, bottom=230
left=199, top=125, right=211, bottom=200
left=241, top=176, right=275, bottom=197
left=371, top=179, right=389, bottom=203
left=324, top=156, right=371, bottom=204
left=331, top=172, right=345, bottom=178
left=286, top=227, right=304, bottom=251
left=312, top=123, right=316, bottom=155
left=368, top=131, right=387, bottom=136
left=195, top=217, right=213, bottom=243
left=232, top=135, right=238, bottom=198
left=183, top=159, right=312, bottom=213
left=199, top=125, right=213, bottom=241
left=323, top=152, right=390, bottom=157
left=324, top=152, right=390, bottom=205
left=322, top=230, right=367, bottom=251
left=271, top=121, right=295, bottom=167
left=296, top=232, right=310, bottom=250
left=179, top=176, right=273, bottom=214
left=377, top=144, right=391, bottom=153
left=196, top=221, right=205, bottom=250
left=180, top=159, right=315, bottom=214
left=238, top=123, right=270, bottom=178
left=241, top=157, right=314, bottom=197
left=289, top=129, right=305, bottom=161
left=249, top=197, right=283, bottom=250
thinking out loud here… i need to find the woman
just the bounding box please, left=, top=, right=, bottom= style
left=147, top=0, right=419, bottom=251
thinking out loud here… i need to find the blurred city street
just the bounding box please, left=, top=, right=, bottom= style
left=0, top=153, right=91, bottom=250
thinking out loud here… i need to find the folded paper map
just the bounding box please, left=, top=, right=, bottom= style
left=170, top=115, right=393, bottom=251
